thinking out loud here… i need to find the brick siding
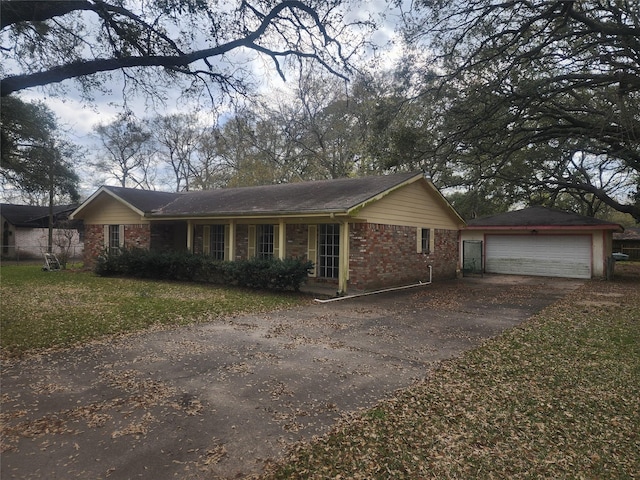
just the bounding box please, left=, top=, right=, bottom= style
left=83, top=223, right=151, bottom=268
left=348, top=223, right=458, bottom=291
left=235, top=224, right=249, bottom=260
left=193, top=224, right=204, bottom=255
left=286, top=224, right=309, bottom=260
left=83, top=224, right=104, bottom=267
left=124, top=224, right=150, bottom=250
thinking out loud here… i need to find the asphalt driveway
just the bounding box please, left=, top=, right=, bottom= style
left=1, top=275, right=583, bottom=479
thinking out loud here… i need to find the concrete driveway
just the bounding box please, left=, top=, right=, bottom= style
left=1, top=275, right=583, bottom=479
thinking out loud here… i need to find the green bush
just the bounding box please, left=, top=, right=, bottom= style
left=94, top=249, right=313, bottom=291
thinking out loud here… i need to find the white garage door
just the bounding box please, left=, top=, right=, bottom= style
left=485, top=235, right=592, bottom=279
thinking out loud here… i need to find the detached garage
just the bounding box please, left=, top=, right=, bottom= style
left=460, top=207, right=623, bottom=279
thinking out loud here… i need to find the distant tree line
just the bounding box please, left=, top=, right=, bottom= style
left=1, top=0, right=638, bottom=223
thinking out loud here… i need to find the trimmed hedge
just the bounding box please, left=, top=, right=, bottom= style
left=94, top=249, right=313, bottom=291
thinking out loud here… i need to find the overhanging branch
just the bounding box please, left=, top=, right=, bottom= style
left=1, top=1, right=347, bottom=96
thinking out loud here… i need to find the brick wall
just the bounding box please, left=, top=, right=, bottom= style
left=286, top=224, right=309, bottom=260
left=235, top=224, right=249, bottom=260
left=124, top=224, right=150, bottom=250
left=83, top=224, right=151, bottom=268
left=431, top=228, right=459, bottom=279
left=348, top=223, right=458, bottom=291
left=83, top=224, right=104, bottom=267
left=193, top=224, right=204, bottom=255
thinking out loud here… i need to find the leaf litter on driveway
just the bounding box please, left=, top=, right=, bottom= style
left=1, top=274, right=592, bottom=479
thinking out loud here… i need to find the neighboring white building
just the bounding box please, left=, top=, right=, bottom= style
left=1, top=203, right=83, bottom=260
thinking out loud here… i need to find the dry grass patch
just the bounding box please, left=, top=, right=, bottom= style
left=262, top=267, right=640, bottom=479
left=0, top=266, right=309, bottom=358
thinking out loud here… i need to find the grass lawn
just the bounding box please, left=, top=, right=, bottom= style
left=0, top=265, right=310, bottom=358
left=262, top=264, right=640, bottom=479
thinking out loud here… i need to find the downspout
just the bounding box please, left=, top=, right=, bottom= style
left=315, top=265, right=432, bottom=303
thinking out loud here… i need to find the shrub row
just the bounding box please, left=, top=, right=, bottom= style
left=94, top=249, right=314, bottom=291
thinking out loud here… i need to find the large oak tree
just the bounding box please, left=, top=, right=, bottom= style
left=406, top=0, right=640, bottom=220
left=1, top=0, right=368, bottom=99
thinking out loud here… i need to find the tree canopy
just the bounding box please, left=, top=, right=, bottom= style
left=405, top=0, right=640, bottom=221
left=0, top=96, right=80, bottom=203
left=0, top=0, right=369, bottom=100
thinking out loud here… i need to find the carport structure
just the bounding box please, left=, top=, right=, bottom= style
left=460, top=206, right=624, bottom=279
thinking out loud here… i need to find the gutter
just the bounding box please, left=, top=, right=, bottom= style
left=146, top=210, right=351, bottom=221
left=314, top=266, right=433, bottom=303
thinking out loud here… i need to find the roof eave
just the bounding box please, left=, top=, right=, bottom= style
left=464, top=224, right=623, bottom=232
left=149, top=209, right=351, bottom=221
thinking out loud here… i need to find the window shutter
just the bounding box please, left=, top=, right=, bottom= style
left=416, top=227, right=422, bottom=253
left=203, top=225, right=210, bottom=255
left=307, top=225, right=317, bottom=276
left=224, top=225, right=230, bottom=261
left=104, top=225, right=109, bottom=249
left=248, top=225, right=256, bottom=258
left=273, top=224, right=280, bottom=259
left=118, top=225, right=125, bottom=248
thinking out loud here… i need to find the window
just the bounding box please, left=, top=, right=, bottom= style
left=257, top=224, right=274, bottom=258
left=108, top=225, right=120, bottom=254
left=421, top=228, right=431, bottom=254
left=417, top=227, right=433, bottom=254
left=319, top=223, right=340, bottom=279
left=209, top=224, right=225, bottom=260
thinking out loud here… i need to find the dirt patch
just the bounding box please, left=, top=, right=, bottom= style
left=1, top=275, right=583, bottom=479
left=615, top=261, right=640, bottom=280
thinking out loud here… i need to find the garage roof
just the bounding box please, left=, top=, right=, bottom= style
left=465, top=206, right=623, bottom=231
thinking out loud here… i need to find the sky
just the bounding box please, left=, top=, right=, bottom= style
left=18, top=1, right=408, bottom=152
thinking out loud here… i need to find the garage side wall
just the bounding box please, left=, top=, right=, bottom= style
left=348, top=223, right=458, bottom=291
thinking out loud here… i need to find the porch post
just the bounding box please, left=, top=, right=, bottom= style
left=228, top=219, right=236, bottom=261
left=338, top=220, right=349, bottom=293
left=278, top=218, right=286, bottom=260
left=186, top=220, right=193, bottom=252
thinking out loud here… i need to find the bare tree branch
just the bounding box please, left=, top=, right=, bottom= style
left=1, top=1, right=355, bottom=96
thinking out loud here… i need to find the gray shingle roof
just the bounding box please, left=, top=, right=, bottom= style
left=466, top=206, right=622, bottom=229
left=1, top=203, right=76, bottom=227
left=152, top=172, right=422, bottom=217
left=102, top=186, right=183, bottom=213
